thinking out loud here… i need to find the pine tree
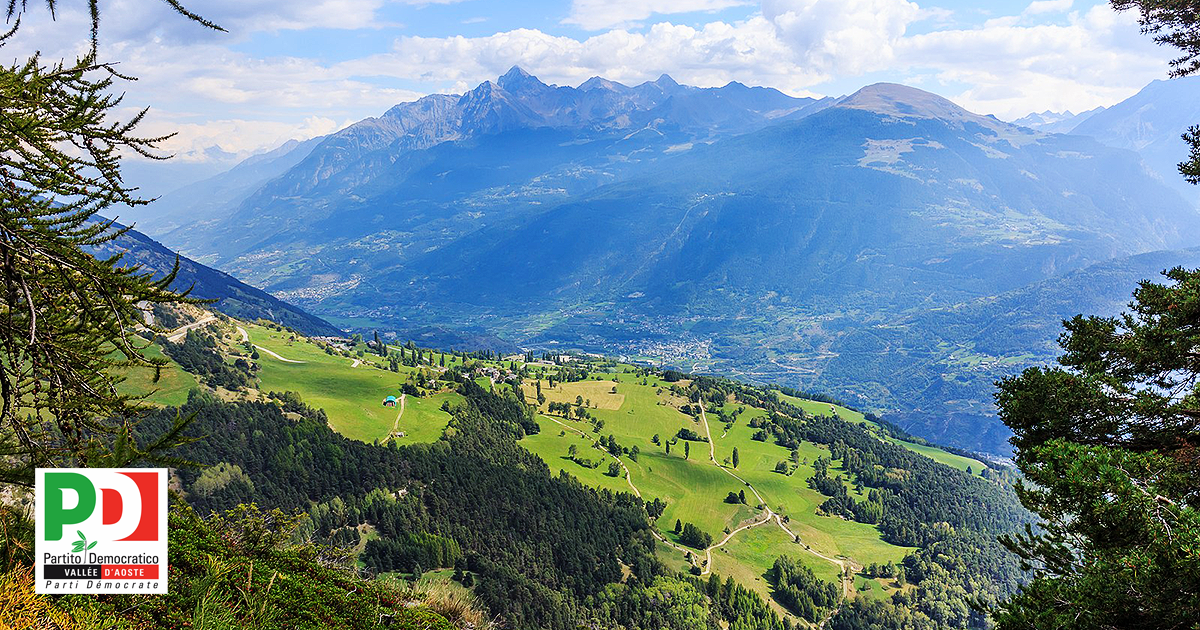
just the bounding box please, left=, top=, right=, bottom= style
left=994, top=267, right=1200, bottom=628
left=0, top=1, right=220, bottom=485
left=732, top=447, right=739, bottom=468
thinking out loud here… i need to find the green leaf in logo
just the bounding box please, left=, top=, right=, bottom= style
left=87, top=541, right=97, bottom=550
left=71, top=531, right=89, bottom=554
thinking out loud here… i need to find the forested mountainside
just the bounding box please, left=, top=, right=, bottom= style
left=139, top=70, right=1200, bottom=455
left=793, top=247, right=1200, bottom=453
left=101, top=309, right=1031, bottom=629
left=86, top=221, right=341, bottom=337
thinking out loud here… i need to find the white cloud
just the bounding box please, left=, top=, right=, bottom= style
left=761, top=0, right=920, bottom=74
left=897, top=4, right=1166, bottom=117
left=347, top=18, right=822, bottom=93
left=1024, top=0, right=1074, bottom=16
left=564, top=0, right=753, bottom=31
left=136, top=115, right=350, bottom=161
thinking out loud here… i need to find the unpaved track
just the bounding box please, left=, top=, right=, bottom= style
left=166, top=316, right=216, bottom=342
left=253, top=344, right=305, bottom=364
left=695, top=406, right=850, bottom=605
left=389, top=394, right=406, bottom=437
left=236, top=326, right=307, bottom=365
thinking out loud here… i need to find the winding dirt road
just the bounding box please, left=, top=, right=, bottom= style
left=252, top=344, right=306, bottom=364
left=236, top=326, right=306, bottom=364
left=166, top=315, right=216, bottom=342
left=543, top=406, right=849, bottom=603
left=697, top=407, right=851, bottom=598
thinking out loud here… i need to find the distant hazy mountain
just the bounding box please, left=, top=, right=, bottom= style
left=155, top=71, right=1200, bottom=454
left=407, top=83, right=1195, bottom=309
left=89, top=222, right=341, bottom=337
left=118, top=157, right=230, bottom=202
left=124, top=137, right=323, bottom=239
left=1071, top=77, right=1200, bottom=201
left=1011, top=107, right=1105, bottom=134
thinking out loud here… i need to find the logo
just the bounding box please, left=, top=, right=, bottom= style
left=35, top=468, right=168, bottom=594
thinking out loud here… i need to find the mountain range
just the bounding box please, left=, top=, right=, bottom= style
left=129, top=69, right=1200, bottom=455
left=1009, top=107, right=1106, bottom=134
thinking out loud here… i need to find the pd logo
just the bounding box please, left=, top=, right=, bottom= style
left=35, top=468, right=168, bottom=594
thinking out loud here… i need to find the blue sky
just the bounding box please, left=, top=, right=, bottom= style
left=2, top=0, right=1175, bottom=172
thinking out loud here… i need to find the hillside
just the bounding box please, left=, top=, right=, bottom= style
left=119, top=307, right=1028, bottom=628
left=87, top=221, right=341, bottom=337
left=1071, top=76, right=1200, bottom=202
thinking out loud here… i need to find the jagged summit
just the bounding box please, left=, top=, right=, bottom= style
left=578, top=76, right=627, bottom=92
left=497, top=65, right=549, bottom=93
left=500, top=65, right=532, bottom=80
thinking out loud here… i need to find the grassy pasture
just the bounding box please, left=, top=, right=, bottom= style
left=884, top=437, right=986, bottom=474
left=115, top=342, right=200, bottom=407
left=774, top=392, right=988, bottom=474
left=532, top=378, right=626, bottom=410
left=244, top=322, right=456, bottom=444
left=518, top=370, right=917, bottom=615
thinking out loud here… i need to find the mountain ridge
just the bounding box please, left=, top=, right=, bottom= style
left=88, top=221, right=341, bottom=337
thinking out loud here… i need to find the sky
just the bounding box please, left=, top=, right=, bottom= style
left=1, top=0, right=1179, bottom=177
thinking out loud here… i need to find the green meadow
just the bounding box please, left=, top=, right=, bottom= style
left=115, top=342, right=200, bottom=407
left=511, top=368, right=949, bottom=616
left=243, top=322, right=457, bottom=444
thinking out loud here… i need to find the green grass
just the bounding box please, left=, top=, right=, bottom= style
left=709, top=412, right=913, bottom=566
left=853, top=575, right=896, bottom=601
left=114, top=343, right=199, bottom=407
left=884, top=437, right=986, bottom=474
left=710, top=524, right=841, bottom=619
left=514, top=371, right=917, bottom=608
left=519, top=416, right=633, bottom=495
left=775, top=392, right=988, bottom=475
left=395, top=392, right=460, bottom=445
left=244, top=323, right=457, bottom=444
left=776, top=392, right=869, bottom=425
